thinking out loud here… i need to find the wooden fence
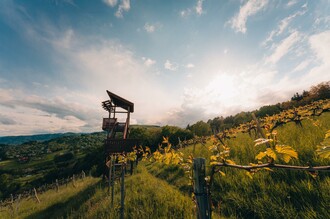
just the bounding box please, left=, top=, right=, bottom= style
left=0, top=170, right=88, bottom=216
left=193, top=158, right=330, bottom=219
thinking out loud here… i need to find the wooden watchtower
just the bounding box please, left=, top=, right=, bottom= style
left=102, top=90, right=138, bottom=154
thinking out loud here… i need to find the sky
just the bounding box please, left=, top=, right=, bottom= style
left=0, top=0, right=329, bottom=136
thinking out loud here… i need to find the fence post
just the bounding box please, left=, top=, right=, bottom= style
left=193, top=137, right=197, bottom=156
left=81, top=170, right=86, bottom=180
left=108, top=156, right=112, bottom=195
left=33, top=188, right=40, bottom=203
left=120, top=164, right=125, bottom=219
left=15, top=194, right=21, bottom=214
left=111, top=157, right=115, bottom=206
left=130, top=160, right=134, bottom=175
left=193, top=158, right=211, bottom=219
left=72, top=174, right=76, bottom=188
left=55, top=179, right=59, bottom=192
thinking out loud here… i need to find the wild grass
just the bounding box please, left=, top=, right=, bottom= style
left=69, top=165, right=196, bottom=219
left=1, top=165, right=198, bottom=219
left=1, top=113, right=329, bottom=219
left=0, top=177, right=100, bottom=219
left=146, top=112, right=330, bottom=219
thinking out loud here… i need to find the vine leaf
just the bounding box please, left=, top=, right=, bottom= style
left=275, top=145, right=298, bottom=163
left=256, top=151, right=266, bottom=160
left=266, top=148, right=277, bottom=160
left=255, top=148, right=277, bottom=161
left=316, top=146, right=330, bottom=159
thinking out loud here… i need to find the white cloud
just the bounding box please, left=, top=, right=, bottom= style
left=186, top=63, right=195, bottom=68
left=195, top=0, right=205, bottom=16
left=0, top=10, right=178, bottom=135
left=180, top=9, right=191, bottom=18
left=266, top=31, right=301, bottom=64
left=180, top=0, right=205, bottom=18
left=144, top=23, right=155, bottom=33
left=303, top=30, right=330, bottom=84
left=103, top=0, right=118, bottom=7
left=142, top=57, right=156, bottom=67
left=292, top=59, right=311, bottom=73
left=103, top=0, right=130, bottom=18
left=309, top=31, right=330, bottom=64
left=287, top=0, right=298, bottom=7
left=115, top=0, right=130, bottom=18
left=164, top=60, right=178, bottom=71
left=223, top=49, right=228, bottom=55
left=263, top=9, right=306, bottom=46
left=314, top=16, right=330, bottom=31
left=160, top=68, right=280, bottom=127
left=228, top=0, right=268, bottom=33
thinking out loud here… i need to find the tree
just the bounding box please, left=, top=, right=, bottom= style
left=208, top=117, right=224, bottom=134
left=291, top=92, right=303, bottom=101
left=310, top=81, right=330, bottom=100
left=189, top=121, right=212, bottom=137
left=233, top=112, right=252, bottom=127
left=160, top=126, right=193, bottom=146
left=256, top=105, right=281, bottom=117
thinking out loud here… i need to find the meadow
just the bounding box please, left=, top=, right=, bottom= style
left=0, top=112, right=329, bottom=218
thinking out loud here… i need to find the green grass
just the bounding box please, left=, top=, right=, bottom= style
left=0, top=177, right=100, bottom=219
left=1, top=113, right=329, bottom=218
left=145, top=112, right=330, bottom=219
left=0, top=165, right=200, bottom=219
left=0, top=150, right=65, bottom=171
left=69, top=165, right=197, bottom=219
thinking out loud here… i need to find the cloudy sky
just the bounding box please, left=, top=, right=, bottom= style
left=0, top=0, right=329, bottom=136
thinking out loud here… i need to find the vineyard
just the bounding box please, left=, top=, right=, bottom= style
left=0, top=99, right=330, bottom=218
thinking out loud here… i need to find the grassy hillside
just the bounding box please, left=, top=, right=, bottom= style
left=145, top=112, right=330, bottom=218
left=1, top=113, right=329, bottom=218
left=0, top=165, right=201, bottom=219
left=0, top=133, right=80, bottom=145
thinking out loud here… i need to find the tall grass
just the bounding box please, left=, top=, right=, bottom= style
left=146, top=112, right=330, bottom=219
left=0, top=177, right=100, bottom=219
left=70, top=165, right=195, bottom=219
left=1, top=165, right=197, bottom=219
left=2, top=113, right=329, bottom=218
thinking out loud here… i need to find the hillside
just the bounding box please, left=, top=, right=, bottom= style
left=1, top=111, right=329, bottom=218
left=0, top=133, right=80, bottom=145
left=0, top=99, right=329, bottom=218
left=144, top=111, right=330, bottom=218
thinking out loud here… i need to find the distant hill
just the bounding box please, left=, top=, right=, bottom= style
left=130, top=124, right=161, bottom=129
left=0, top=132, right=79, bottom=145
left=0, top=124, right=160, bottom=145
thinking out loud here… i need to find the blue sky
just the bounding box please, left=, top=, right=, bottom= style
left=0, top=0, right=329, bottom=136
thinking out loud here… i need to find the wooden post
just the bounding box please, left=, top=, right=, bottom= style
left=193, top=158, right=211, bottom=219
left=55, top=179, right=59, bottom=192
left=33, top=188, right=40, bottom=203
left=130, top=160, right=134, bottom=175
left=81, top=170, right=86, bottom=180
left=120, top=164, right=125, bottom=219
left=193, top=138, right=197, bottom=156
left=111, top=157, right=115, bottom=206
left=10, top=194, right=14, bottom=216
left=15, top=194, right=21, bottom=214
left=72, top=174, right=76, bottom=188
left=108, top=156, right=112, bottom=195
